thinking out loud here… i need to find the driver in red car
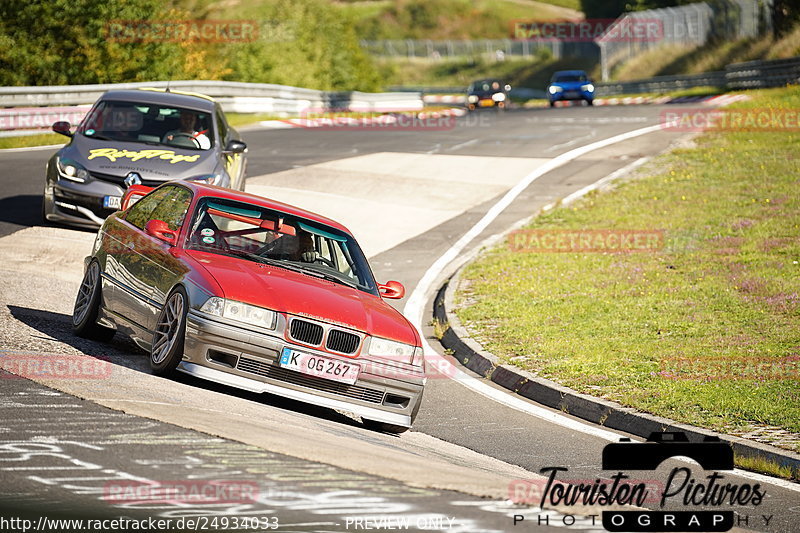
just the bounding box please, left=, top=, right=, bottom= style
left=294, top=230, right=318, bottom=263
left=164, top=109, right=211, bottom=149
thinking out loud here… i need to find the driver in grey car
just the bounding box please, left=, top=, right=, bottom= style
left=164, top=109, right=211, bottom=149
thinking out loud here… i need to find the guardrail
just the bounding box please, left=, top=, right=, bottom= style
left=595, top=71, right=727, bottom=96
left=0, top=80, right=424, bottom=134
left=596, top=56, right=800, bottom=96
left=390, top=55, right=799, bottom=101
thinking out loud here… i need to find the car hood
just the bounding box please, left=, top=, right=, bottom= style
left=63, top=134, right=217, bottom=181
left=185, top=250, right=419, bottom=346
left=551, top=81, right=589, bottom=90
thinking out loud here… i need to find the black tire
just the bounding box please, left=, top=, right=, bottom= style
left=363, top=419, right=410, bottom=434
left=41, top=193, right=52, bottom=226
left=549, top=101, right=556, bottom=108
left=150, top=287, right=189, bottom=376
left=72, top=260, right=115, bottom=341
left=586, top=99, right=594, bottom=106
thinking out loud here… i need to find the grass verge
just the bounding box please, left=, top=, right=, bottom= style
left=0, top=133, right=66, bottom=150
left=612, top=24, right=800, bottom=81
left=454, top=86, right=800, bottom=458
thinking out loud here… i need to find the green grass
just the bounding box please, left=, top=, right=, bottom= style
left=0, top=133, right=66, bottom=150
left=455, top=87, right=800, bottom=454
left=598, top=86, right=725, bottom=100
left=612, top=25, right=800, bottom=81
left=346, top=0, right=581, bottom=40
left=735, top=455, right=798, bottom=480
left=225, top=113, right=285, bottom=128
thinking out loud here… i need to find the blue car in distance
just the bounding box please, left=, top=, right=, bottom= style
left=547, top=70, right=595, bottom=107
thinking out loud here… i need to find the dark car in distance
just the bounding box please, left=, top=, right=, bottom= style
left=466, top=79, right=511, bottom=111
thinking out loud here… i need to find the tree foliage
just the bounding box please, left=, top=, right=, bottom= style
left=0, top=0, right=380, bottom=91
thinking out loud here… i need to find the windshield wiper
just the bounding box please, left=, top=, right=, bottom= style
left=221, top=250, right=361, bottom=289
left=300, top=269, right=360, bottom=290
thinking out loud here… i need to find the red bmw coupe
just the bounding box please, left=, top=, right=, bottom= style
left=73, top=181, right=425, bottom=433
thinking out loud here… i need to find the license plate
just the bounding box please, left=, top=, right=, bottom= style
left=564, top=91, right=579, bottom=98
left=103, top=195, right=122, bottom=209
left=478, top=99, right=494, bottom=107
left=279, top=347, right=359, bottom=385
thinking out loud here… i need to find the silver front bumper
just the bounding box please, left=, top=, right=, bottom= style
left=181, top=312, right=425, bottom=428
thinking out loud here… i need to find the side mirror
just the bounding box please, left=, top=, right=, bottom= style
left=144, top=219, right=177, bottom=246
left=52, top=121, right=73, bottom=137
left=224, top=140, right=247, bottom=154
left=378, top=280, right=405, bottom=299
left=121, top=184, right=154, bottom=211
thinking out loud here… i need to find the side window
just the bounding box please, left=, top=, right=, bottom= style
left=149, top=187, right=192, bottom=231
left=216, top=108, right=229, bottom=144
left=125, top=188, right=172, bottom=230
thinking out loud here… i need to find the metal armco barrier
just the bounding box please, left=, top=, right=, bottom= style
left=595, top=56, right=800, bottom=97
left=0, top=80, right=424, bottom=133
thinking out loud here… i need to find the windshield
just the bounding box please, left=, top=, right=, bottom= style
left=185, top=197, right=378, bottom=294
left=469, top=80, right=503, bottom=92
left=78, top=100, right=214, bottom=151
left=554, top=73, right=588, bottom=83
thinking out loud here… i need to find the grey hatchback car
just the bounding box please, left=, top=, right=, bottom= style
left=43, top=88, right=248, bottom=228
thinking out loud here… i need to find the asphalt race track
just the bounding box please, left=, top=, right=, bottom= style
left=1, top=105, right=798, bottom=532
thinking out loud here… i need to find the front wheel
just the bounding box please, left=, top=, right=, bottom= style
left=150, top=287, right=189, bottom=376
left=586, top=99, right=594, bottom=106
left=73, top=260, right=115, bottom=341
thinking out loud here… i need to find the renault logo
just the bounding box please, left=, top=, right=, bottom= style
left=124, top=172, right=142, bottom=188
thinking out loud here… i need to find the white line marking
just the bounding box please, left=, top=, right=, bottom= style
left=403, top=123, right=800, bottom=492
left=448, top=139, right=478, bottom=152
left=426, top=143, right=442, bottom=154
left=543, top=131, right=596, bottom=153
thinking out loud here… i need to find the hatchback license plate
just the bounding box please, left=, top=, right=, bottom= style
left=279, top=347, right=359, bottom=384
left=103, top=195, right=122, bottom=209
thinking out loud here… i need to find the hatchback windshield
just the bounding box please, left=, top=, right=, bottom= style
left=186, top=197, right=378, bottom=294
left=554, top=73, right=588, bottom=83
left=78, top=100, right=214, bottom=151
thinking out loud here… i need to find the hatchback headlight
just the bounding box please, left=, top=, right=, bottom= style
left=581, top=83, right=595, bottom=92
left=492, top=93, right=506, bottom=102
left=56, top=157, right=90, bottom=183
left=467, top=95, right=479, bottom=103
left=548, top=85, right=563, bottom=94
left=187, top=173, right=224, bottom=186
left=200, top=297, right=276, bottom=329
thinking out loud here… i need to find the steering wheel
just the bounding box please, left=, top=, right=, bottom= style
left=169, top=132, right=201, bottom=149
left=313, top=256, right=336, bottom=268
